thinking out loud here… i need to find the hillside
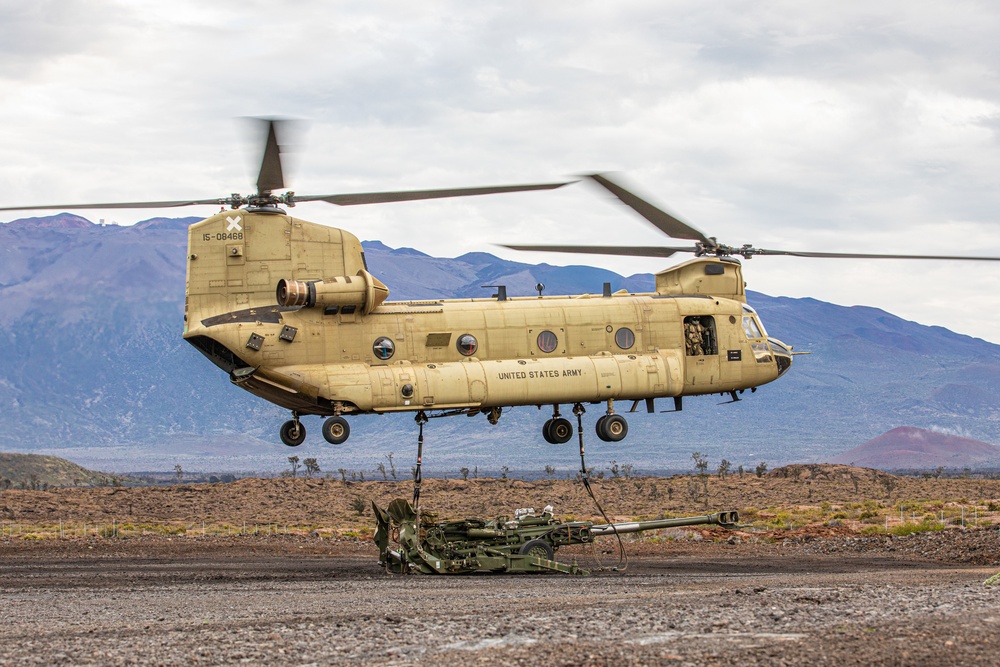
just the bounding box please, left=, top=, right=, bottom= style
left=0, top=453, right=112, bottom=489
left=829, top=426, right=1000, bottom=470
left=1, top=214, right=999, bottom=473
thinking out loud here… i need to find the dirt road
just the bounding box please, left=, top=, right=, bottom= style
left=1, top=537, right=997, bottom=665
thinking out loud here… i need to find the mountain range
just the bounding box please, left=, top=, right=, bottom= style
left=2, top=213, right=998, bottom=474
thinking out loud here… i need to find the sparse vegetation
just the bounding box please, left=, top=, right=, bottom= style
left=0, top=464, right=997, bottom=543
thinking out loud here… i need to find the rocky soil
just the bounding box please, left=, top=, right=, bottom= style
left=2, top=465, right=999, bottom=665
left=1, top=535, right=999, bottom=666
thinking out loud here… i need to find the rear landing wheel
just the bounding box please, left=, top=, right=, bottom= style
left=542, top=419, right=556, bottom=444
left=280, top=420, right=306, bottom=447
left=322, top=416, right=350, bottom=445
left=547, top=417, right=574, bottom=444
left=596, top=414, right=628, bottom=442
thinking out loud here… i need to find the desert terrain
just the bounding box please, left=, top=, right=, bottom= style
left=2, top=464, right=1000, bottom=665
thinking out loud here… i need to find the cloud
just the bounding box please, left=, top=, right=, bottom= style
left=1, top=0, right=999, bottom=341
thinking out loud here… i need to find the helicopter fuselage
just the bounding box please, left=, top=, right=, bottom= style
left=182, top=210, right=792, bottom=444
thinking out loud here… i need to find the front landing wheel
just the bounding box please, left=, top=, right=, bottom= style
left=280, top=420, right=306, bottom=447
left=322, top=416, right=350, bottom=445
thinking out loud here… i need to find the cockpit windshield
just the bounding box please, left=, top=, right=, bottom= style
left=742, top=315, right=763, bottom=339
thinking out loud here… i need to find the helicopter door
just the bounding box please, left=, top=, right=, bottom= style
left=683, top=315, right=720, bottom=389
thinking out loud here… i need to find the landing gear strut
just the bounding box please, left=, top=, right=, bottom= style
left=280, top=412, right=306, bottom=447
left=542, top=405, right=574, bottom=444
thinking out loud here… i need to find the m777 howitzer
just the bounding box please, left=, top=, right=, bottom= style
left=372, top=498, right=740, bottom=575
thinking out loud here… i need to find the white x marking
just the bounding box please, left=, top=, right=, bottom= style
left=226, top=215, right=243, bottom=232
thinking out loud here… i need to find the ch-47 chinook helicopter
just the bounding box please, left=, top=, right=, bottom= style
left=5, top=121, right=999, bottom=449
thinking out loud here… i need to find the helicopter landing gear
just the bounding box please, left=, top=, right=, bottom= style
left=542, top=405, right=573, bottom=444
left=595, top=414, right=628, bottom=442
left=485, top=407, right=503, bottom=425
left=595, top=400, right=628, bottom=442
left=542, top=418, right=574, bottom=444
left=280, top=413, right=306, bottom=447
left=322, top=416, right=350, bottom=445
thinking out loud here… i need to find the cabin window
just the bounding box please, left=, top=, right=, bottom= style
left=373, top=337, right=395, bottom=360
left=615, top=328, right=635, bottom=350
left=456, top=333, right=478, bottom=356
left=742, top=315, right=763, bottom=339
left=537, top=330, right=558, bottom=353
left=683, top=316, right=717, bottom=356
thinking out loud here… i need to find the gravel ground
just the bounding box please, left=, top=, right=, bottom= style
left=1, top=534, right=999, bottom=665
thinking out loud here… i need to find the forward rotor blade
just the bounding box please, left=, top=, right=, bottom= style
left=754, top=248, right=1000, bottom=261
left=296, top=181, right=573, bottom=206
left=501, top=244, right=696, bottom=258
left=587, top=173, right=710, bottom=244
left=256, top=119, right=285, bottom=195
left=0, top=198, right=226, bottom=212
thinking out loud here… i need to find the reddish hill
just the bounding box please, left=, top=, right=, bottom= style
left=829, top=426, right=1000, bottom=470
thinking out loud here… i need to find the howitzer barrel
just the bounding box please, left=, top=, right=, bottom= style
left=589, top=510, right=739, bottom=536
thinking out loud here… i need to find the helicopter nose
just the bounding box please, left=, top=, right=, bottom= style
left=768, top=338, right=793, bottom=377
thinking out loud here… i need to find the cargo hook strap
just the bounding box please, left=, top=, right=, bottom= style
left=573, top=403, right=628, bottom=572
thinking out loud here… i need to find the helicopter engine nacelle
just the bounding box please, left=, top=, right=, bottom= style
left=276, top=270, right=389, bottom=315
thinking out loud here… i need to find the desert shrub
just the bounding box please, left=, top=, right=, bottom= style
left=890, top=521, right=945, bottom=536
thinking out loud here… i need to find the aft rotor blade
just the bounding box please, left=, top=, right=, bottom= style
left=587, top=173, right=710, bottom=244
left=755, top=248, right=1000, bottom=261
left=0, top=198, right=226, bottom=212
left=501, top=244, right=696, bottom=258
left=256, top=119, right=285, bottom=195
left=296, top=181, right=572, bottom=206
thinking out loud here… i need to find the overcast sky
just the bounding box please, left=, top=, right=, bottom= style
left=2, top=1, right=999, bottom=343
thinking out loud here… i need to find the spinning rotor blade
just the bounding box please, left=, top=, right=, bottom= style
left=504, top=172, right=1000, bottom=263
left=501, top=244, right=695, bottom=258
left=752, top=248, right=1000, bottom=261
left=587, top=173, right=710, bottom=243
left=0, top=197, right=226, bottom=212
left=295, top=181, right=571, bottom=206
left=256, top=119, right=285, bottom=195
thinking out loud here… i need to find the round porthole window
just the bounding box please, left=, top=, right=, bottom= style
left=537, top=330, right=558, bottom=353
left=456, top=333, right=478, bottom=356
left=615, top=328, right=635, bottom=350
left=373, top=336, right=395, bottom=360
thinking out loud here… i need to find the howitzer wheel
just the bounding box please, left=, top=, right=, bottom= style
left=279, top=420, right=306, bottom=447
left=519, top=539, right=554, bottom=560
